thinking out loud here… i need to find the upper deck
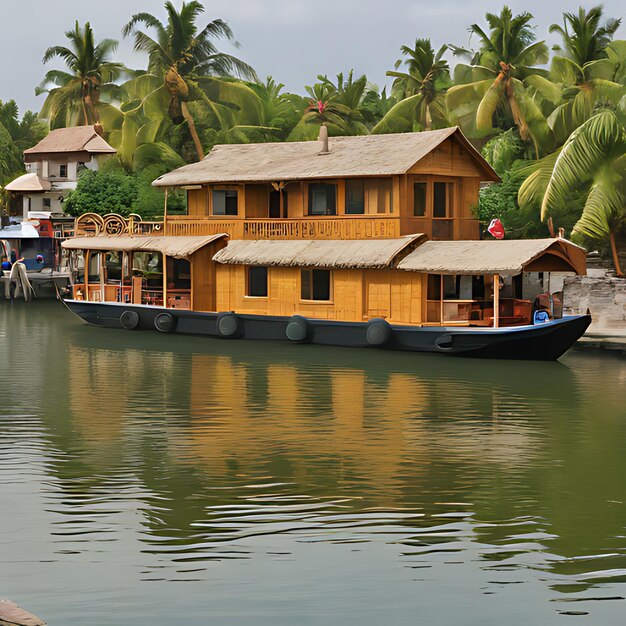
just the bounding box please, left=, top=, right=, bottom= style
left=149, top=127, right=499, bottom=242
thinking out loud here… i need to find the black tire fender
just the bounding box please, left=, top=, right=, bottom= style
left=286, top=315, right=310, bottom=342
left=119, top=310, right=139, bottom=330
left=366, top=318, right=392, bottom=346
left=217, top=312, right=243, bottom=338
left=154, top=312, right=176, bottom=333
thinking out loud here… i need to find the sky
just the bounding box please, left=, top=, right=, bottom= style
left=1, top=0, right=624, bottom=114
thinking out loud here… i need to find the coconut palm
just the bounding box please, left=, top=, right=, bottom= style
left=446, top=7, right=553, bottom=155
left=374, top=38, right=450, bottom=133
left=520, top=106, right=626, bottom=275
left=37, top=22, right=125, bottom=129
left=550, top=6, right=621, bottom=83
left=122, top=1, right=257, bottom=160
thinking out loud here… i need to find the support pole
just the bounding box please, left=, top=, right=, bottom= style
left=163, top=253, right=168, bottom=308
left=84, top=251, right=90, bottom=301
left=493, top=273, right=500, bottom=328
left=440, top=274, right=444, bottom=324
left=163, top=188, right=169, bottom=235
left=99, top=252, right=105, bottom=302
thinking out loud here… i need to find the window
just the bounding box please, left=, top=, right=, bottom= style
left=433, top=182, right=450, bottom=218
left=308, top=183, right=337, bottom=215
left=413, top=182, right=427, bottom=216
left=301, top=269, right=331, bottom=301
left=43, top=198, right=51, bottom=209
left=247, top=266, right=268, bottom=297
left=59, top=164, right=67, bottom=178
left=345, top=179, right=365, bottom=214
left=212, top=190, right=238, bottom=215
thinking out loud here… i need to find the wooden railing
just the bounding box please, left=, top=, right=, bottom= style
left=75, top=213, right=163, bottom=237
left=164, top=216, right=400, bottom=239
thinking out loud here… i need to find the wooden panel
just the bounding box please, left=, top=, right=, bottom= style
left=190, top=239, right=227, bottom=312
left=408, top=138, right=486, bottom=177
left=244, top=184, right=269, bottom=218
left=366, top=270, right=392, bottom=319
left=187, top=188, right=208, bottom=217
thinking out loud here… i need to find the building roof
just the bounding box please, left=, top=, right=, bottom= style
left=24, top=126, right=116, bottom=156
left=3, top=173, right=52, bottom=192
left=62, top=234, right=227, bottom=259
left=212, top=235, right=425, bottom=269
left=396, top=239, right=587, bottom=276
left=153, top=127, right=499, bottom=187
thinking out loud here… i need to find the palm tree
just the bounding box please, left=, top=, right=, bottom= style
left=123, top=1, right=257, bottom=160
left=446, top=7, right=552, bottom=155
left=37, top=22, right=125, bottom=128
left=550, top=6, right=621, bottom=82
left=374, top=38, right=450, bottom=133
left=520, top=107, right=626, bottom=275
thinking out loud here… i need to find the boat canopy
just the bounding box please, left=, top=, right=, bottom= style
left=212, top=235, right=425, bottom=269
left=396, top=238, right=587, bottom=276
left=62, top=234, right=228, bottom=259
left=0, top=223, right=40, bottom=239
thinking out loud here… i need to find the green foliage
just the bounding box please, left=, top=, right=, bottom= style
left=481, top=129, right=525, bottom=175
left=64, top=169, right=139, bottom=216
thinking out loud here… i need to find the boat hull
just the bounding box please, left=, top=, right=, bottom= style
left=62, top=300, right=591, bottom=361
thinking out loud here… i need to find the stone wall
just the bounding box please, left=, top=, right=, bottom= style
left=563, top=269, right=626, bottom=331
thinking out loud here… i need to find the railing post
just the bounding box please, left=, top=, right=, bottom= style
left=493, top=274, right=500, bottom=328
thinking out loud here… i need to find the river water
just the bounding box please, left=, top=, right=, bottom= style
left=1, top=301, right=626, bottom=625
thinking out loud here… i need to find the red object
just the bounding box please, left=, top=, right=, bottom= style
left=488, top=218, right=505, bottom=239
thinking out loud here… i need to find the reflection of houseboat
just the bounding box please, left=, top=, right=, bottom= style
left=60, top=127, right=590, bottom=360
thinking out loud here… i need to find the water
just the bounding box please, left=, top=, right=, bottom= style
left=1, top=301, right=626, bottom=625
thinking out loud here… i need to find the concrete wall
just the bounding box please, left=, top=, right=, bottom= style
left=563, top=269, right=626, bottom=331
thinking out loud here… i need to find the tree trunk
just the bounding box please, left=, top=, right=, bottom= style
left=609, top=228, right=623, bottom=277
left=181, top=101, right=205, bottom=161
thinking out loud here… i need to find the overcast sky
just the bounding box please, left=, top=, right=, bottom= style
left=2, top=0, right=624, bottom=114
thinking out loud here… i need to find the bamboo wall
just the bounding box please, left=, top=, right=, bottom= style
left=214, top=265, right=424, bottom=325
left=190, top=239, right=228, bottom=311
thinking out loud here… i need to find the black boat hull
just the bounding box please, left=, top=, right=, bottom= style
left=62, top=299, right=591, bottom=361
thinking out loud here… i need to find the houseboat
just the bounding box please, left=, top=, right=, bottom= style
left=60, top=127, right=591, bottom=360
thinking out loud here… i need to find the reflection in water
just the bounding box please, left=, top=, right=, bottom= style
left=1, top=301, right=626, bottom=624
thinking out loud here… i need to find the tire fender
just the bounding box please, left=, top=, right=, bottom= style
left=366, top=318, right=392, bottom=346
left=286, top=315, right=310, bottom=342
left=217, top=312, right=243, bottom=338
left=120, top=310, right=139, bottom=330
left=154, top=312, right=177, bottom=333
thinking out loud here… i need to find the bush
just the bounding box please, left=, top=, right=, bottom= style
left=64, top=169, right=138, bottom=217
left=64, top=167, right=186, bottom=219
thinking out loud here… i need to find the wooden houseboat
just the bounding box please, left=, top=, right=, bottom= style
left=60, top=127, right=591, bottom=360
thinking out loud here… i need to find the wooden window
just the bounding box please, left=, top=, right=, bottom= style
left=59, top=164, right=67, bottom=178
left=247, top=266, right=268, bottom=297
left=413, top=182, right=427, bottom=216
left=301, top=269, right=331, bottom=301
left=345, top=179, right=365, bottom=214
left=105, top=251, right=122, bottom=282
left=433, top=182, right=451, bottom=218
left=308, top=183, right=337, bottom=215
left=212, top=189, right=238, bottom=215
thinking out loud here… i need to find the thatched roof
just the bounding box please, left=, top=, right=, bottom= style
left=212, top=235, right=425, bottom=269
left=397, top=239, right=587, bottom=275
left=3, top=173, right=52, bottom=192
left=62, top=234, right=227, bottom=259
left=24, top=126, right=116, bottom=156
left=153, top=127, right=499, bottom=187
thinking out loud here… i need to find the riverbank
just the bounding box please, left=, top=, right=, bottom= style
left=575, top=329, right=626, bottom=353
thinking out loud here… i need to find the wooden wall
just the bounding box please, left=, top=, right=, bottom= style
left=214, top=265, right=424, bottom=325
left=190, top=239, right=228, bottom=311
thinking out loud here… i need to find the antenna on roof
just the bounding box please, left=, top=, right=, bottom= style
left=318, top=124, right=330, bottom=155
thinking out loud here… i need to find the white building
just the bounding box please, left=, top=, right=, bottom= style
left=4, top=126, right=116, bottom=220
